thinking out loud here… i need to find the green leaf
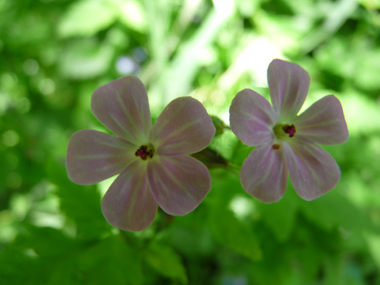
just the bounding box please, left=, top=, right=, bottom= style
left=15, top=226, right=77, bottom=257
left=208, top=207, right=261, bottom=261
left=58, top=0, right=117, bottom=38
left=299, top=191, right=380, bottom=235
left=46, top=158, right=111, bottom=239
left=230, top=139, right=254, bottom=165
left=118, top=0, right=147, bottom=33
left=0, top=248, right=38, bottom=285
left=257, top=188, right=298, bottom=242
left=58, top=184, right=111, bottom=239
left=9, top=227, right=144, bottom=285
left=208, top=169, right=244, bottom=207
left=364, top=233, right=380, bottom=271
left=58, top=39, right=114, bottom=79
left=9, top=226, right=83, bottom=285
left=322, top=253, right=344, bottom=285
left=145, top=242, right=188, bottom=284
left=78, top=235, right=145, bottom=285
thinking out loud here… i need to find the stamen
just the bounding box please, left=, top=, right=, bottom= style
left=282, top=124, right=296, bottom=138
left=135, top=145, right=154, bottom=161
left=272, top=144, right=280, bottom=149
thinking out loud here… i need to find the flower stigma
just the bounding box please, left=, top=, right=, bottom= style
left=135, top=144, right=154, bottom=161
left=282, top=124, right=296, bottom=137
left=273, top=123, right=296, bottom=139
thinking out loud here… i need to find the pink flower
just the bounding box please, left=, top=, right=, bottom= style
left=66, top=76, right=215, bottom=231
left=230, top=59, right=349, bottom=203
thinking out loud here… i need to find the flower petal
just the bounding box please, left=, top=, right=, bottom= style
left=101, top=161, right=158, bottom=231
left=293, top=95, right=349, bottom=145
left=240, top=144, right=288, bottom=203
left=230, top=88, right=277, bottom=146
left=268, top=59, right=310, bottom=121
left=91, top=76, right=152, bottom=145
left=150, top=97, right=215, bottom=155
left=66, top=129, right=137, bottom=185
left=284, top=141, right=340, bottom=200
left=147, top=155, right=211, bottom=215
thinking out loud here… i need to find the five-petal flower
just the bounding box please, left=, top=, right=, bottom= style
left=66, top=76, right=215, bottom=231
left=230, top=59, right=349, bottom=203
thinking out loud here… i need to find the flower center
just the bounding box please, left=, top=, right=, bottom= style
left=282, top=124, right=296, bottom=137
left=273, top=123, right=297, bottom=139
left=135, top=144, right=154, bottom=161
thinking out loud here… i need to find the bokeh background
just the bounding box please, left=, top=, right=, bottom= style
left=1, top=0, right=380, bottom=284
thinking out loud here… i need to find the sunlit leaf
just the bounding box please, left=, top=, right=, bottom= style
left=46, top=159, right=111, bottom=239
left=118, top=0, right=147, bottom=32
left=58, top=39, right=114, bottom=79
left=364, top=233, right=380, bottom=270
left=15, top=226, right=77, bottom=257
left=58, top=0, right=117, bottom=38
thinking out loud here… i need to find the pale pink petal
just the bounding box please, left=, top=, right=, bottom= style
left=230, top=89, right=277, bottom=146
left=147, top=155, right=211, bottom=215
left=293, top=95, right=349, bottom=145
left=101, top=161, right=158, bottom=231
left=66, top=129, right=137, bottom=185
left=240, top=144, right=288, bottom=203
left=268, top=59, right=310, bottom=121
left=149, top=97, right=215, bottom=155
left=91, top=76, right=152, bottom=145
left=284, top=141, right=340, bottom=200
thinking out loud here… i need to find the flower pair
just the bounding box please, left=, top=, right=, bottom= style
left=66, top=59, right=348, bottom=231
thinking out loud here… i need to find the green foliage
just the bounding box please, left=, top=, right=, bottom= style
left=46, top=159, right=111, bottom=239
left=0, top=227, right=145, bottom=285
left=58, top=39, right=115, bottom=79
left=76, top=235, right=145, bottom=285
left=145, top=242, right=188, bottom=284
left=208, top=206, right=262, bottom=261
left=58, top=0, right=117, bottom=38
left=257, top=188, right=298, bottom=242
left=1, top=0, right=380, bottom=284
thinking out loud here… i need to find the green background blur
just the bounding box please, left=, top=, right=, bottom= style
left=1, top=0, right=380, bottom=284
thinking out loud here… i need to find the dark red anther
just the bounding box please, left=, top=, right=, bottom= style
left=135, top=145, right=153, bottom=160
left=282, top=124, right=296, bottom=138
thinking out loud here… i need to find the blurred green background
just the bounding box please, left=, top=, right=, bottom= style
left=1, top=0, right=380, bottom=284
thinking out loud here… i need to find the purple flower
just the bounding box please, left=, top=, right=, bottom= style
left=66, top=76, right=215, bottom=231
left=230, top=59, right=349, bottom=203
